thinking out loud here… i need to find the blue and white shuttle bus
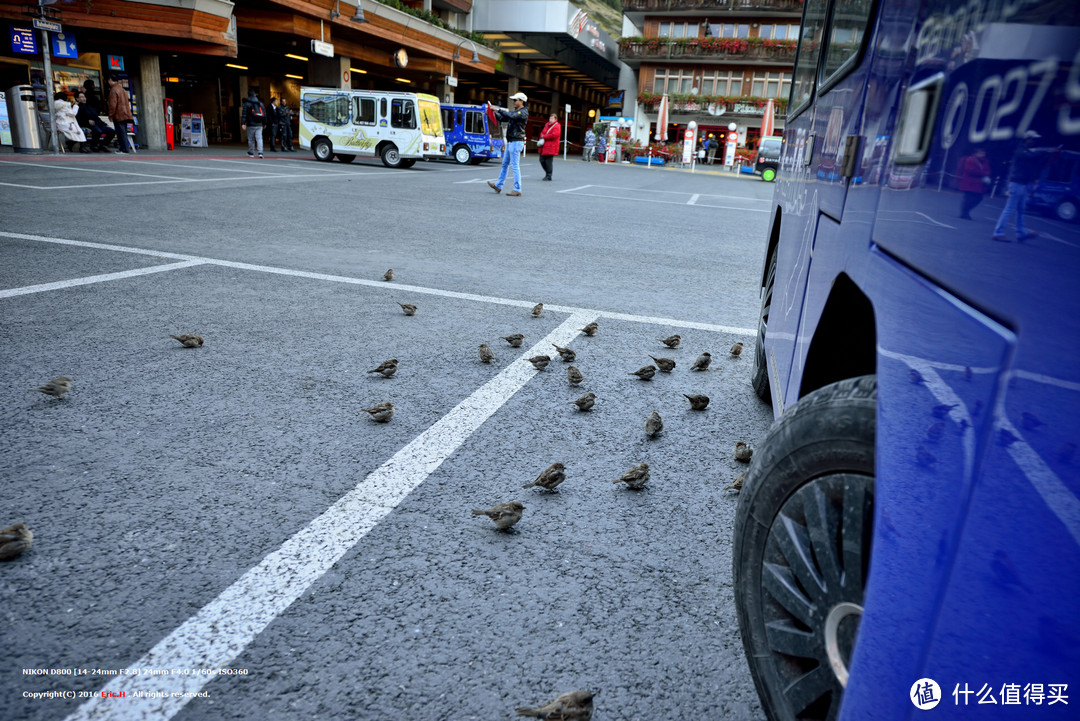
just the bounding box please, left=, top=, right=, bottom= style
left=734, top=1, right=1080, bottom=719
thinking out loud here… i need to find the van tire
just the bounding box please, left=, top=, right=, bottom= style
left=337, top=154, right=356, bottom=164
left=762, top=166, right=777, bottom=182
left=312, top=138, right=334, bottom=162
left=399, top=159, right=416, bottom=169
left=453, top=144, right=472, bottom=165
left=380, top=144, right=403, bottom=168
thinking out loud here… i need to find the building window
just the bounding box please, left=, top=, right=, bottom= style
left=707, top=22, right=750, bottom=39
left=751, top=72, right=792, bottom=99
left=759, top=24, right=800, bottom=40
left=653, top=68, right=695, bottom=94
left=658, top=22, right=699, bottom=38
left=699, top=70, right=743, bottom=97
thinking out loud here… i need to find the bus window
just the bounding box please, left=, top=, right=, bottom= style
left=354, top=97, right=376, bottom=126
left=380, top=98, right=387, bottom=120
left=302, top=93, right=350, bottom=126
left=789, top=0, right=828, bottom=116
left=391, top=99, right=416, bottom=129
left=441, top=108, right=454, bottom=130
left=465, top=110, right=485, bottom=135
left=822, top=0, right=872, bottom=84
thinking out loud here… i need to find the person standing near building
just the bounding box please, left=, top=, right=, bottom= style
left=277, top=99, right=294, bottom=151
left=106, top=74, right=133, bottom=154
left=538, top=113, right=561, bottom=181
left=583, top=127, right=596, bottom=162
left=241, top=89, right=265, bottom=158
left=487, top=92, right=529, bottom=196
left=956, top=147, right=991, bottom=219
left=992, top=131, right=1055, bottom=242
left=266, top=97, right=280, bottom=151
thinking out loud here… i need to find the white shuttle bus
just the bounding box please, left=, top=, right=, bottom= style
left=298, top=87, right=445, bottom=168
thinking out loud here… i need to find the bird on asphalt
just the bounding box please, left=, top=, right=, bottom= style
left=613, top=462, right=650, bottom=490
left=523, top=462, right=566, bottom=491
left=169, top=334, right=204, bottom=348
left=568, top=392, right=596, bottom=412
left=645, top=411, right=663, bottom=438
left=725, top=473, right=745, bottom=492
left=479, top=344, right=497, bottom=364
left=567, top=365, right=584, bottom=385
left=472, top=501, right=525, bottom=531
left=367, top=359, right=398, bottom=378
left=660, top=334, right=681, bottom=349
left=516, top=689, right=595, bottom=720
left=0, top=523, right=33, bottom=561
left=501, top=334, right=525, bottom=348
left=552, top=344, right=576, bottom=362
left=383, top=268, right=394, bottom=281
left=529, top=355, right=551, bottom=371
left=629, top=365, right=657, bottom=381
left=650, top=356, right=676, bottom=373
left=33, top=376, right=72, bottom=399
left=931, top=403, right=958, bottom=419
left=735, top=441, right=753, bottom=463
left=684, top=394, right=710, bottom=410
left=361, top=402, right=394, bottom=422
left=690, top=352, right=713, bottom=371
left=531, top=302, right=544, bottom=318
left=579, top=322, right=598, bottom=337
left=398, top=303, right=417, bottom=316
left=730, top=341, right=744, bottom=357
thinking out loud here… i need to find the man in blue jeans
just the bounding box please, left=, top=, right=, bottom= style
left=488, top=92, right=529, bottom=197
left=992, top=131, right=1055, bottom=242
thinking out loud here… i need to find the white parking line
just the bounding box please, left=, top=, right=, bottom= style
left=0, top=159, right=187, bottom=180
left=565, top=188, right=770, bottom=211
left=124, top=159, right=297, bottom=176
left=0, top=231, right=756, bottom=336
left=688, top=193, right=700, bottom=205
left=0, top=261, right=206, bottom=298
left=61, top=310, right=596, bottom=721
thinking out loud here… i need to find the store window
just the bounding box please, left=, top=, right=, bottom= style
left=302, top=92, right=349, bottom=126
left=354, top=97, right=376, bottom=125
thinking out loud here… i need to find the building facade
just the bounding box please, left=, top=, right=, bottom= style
left=620, top=0, right=803, bottom=155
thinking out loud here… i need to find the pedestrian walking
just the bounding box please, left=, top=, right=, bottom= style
left=106, top=74, right=134, bottom=154
left=538, top=113, right=561, bottom=181
left=597, top=132, right=607, bottom=163
left=583, top=127, right=596, bottom=162
left=487, top=92, right=529, bottom=196
left=992, top=131, right=1055, bottom=242
left=277, top=99, right=294, bottom=151
left=956, top=148, right=991, bottom=219
left=241, top=89, right=266, bottom=158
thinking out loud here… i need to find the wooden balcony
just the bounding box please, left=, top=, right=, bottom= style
left=637, top=93, right=788, bottom=118
left=619, top=37, right=797, bottom=66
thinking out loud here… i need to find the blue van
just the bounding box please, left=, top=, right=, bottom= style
left=440, top=104, right=503, bottom=165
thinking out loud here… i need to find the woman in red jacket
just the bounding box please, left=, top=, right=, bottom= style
left=538, top=113, right=561, bottom=181
left=957, top=148, right=992, bottom=219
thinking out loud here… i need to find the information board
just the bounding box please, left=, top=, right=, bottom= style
left=180, top=113, right=207, bottom=147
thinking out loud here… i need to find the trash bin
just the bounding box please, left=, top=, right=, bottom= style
left=5, top=85, right=46, bottom=154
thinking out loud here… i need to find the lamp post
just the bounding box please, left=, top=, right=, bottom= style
left=449, top=39, right=480, bottom=102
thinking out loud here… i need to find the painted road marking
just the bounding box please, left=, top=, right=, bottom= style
left=61, top=310, right=597, bottom=721
left=0, top=231, right=756, bottom=337
left=0, top=261, right=206, bottom=298
left=0, top=159, right=187, bottom=180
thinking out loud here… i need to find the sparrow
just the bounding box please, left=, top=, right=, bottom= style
left=909, top=369, right=925, bottom=385
left=523, top=462, right=566, bottom=491
left=0, top=523, right=33, bottom=561
left=684, top=393, right=710, bottom=410
left=1021, top=412, right=1045, bottom=431
left=398, top=303, right=417, bottom=316
left=660, top=334, right=681, bottom=349
left=531, top=302, right=544, bottom=318
left=33, top=376, right=72, bottom=399
left=383, top=268, right=394, bottom=281
left=361, top=402, right=394, bottom=422
left=649, top=356, right=676, bottom=372
left=645, top=411, right=663, bottom=438
left=479, top=344, right=497, bottom=364
left=529, top=355, right=551, bottom=370
left=552, top=344, right=576, bottom=362
left=725, top=473, right=745, bottom=492
left=169, top=334, right=203, bottom=348
left=579, top=322, right=598, bottom=337
left=516, top=689, right=595, bottom=719
left=730, top=341, right=744, bottom=357
left=629, top=365, right=657, bottom=381
left=613, top=462, right=650, bottom=490
left=690, top=352, right=713, bottom=371
left=367, top=359, right=398, bottom=378
left=568, top=392, right=596, bottom=411
left=566, top=365, right=584, bottom=385
left=472, top=501, right=524, bottom=530
left=734, top=441, right=753, bottom=463
left=931, top=403, right=958, bottom=419
left=501, top=334, right=525, bottom=348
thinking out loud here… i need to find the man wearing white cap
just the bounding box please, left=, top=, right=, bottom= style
left=487, top=92, right=529, bottom=196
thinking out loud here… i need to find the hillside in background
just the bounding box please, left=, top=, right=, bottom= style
left=572, top=0, right=624, bottom=38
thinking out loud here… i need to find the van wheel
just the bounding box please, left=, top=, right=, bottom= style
left=312, top=138, right=334, bottom=162
left=752, top=246, right=777, bottom=402
left=734, top=375, right=876, bottom=721
left=762, top=166, right=777, bottom=182
left=1055, top=197, right=1078, bottom=222
left=337, top=154, right=356, bottom=164
left=453, top=144, right=472, bottom=165
left=399, top=159, right=416, bottom=169
left=380, top=144, right=402, bottom=168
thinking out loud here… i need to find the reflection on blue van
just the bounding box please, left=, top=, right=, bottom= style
left=440, top=104, right=503, bottom=165
left=1029, top=150, right=1079, bottom=222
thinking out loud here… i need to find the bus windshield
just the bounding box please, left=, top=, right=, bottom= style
left=419, top=99, right=442, bottom=138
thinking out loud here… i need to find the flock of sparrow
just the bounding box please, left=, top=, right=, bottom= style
left=13, top=267, right=756, bottom=719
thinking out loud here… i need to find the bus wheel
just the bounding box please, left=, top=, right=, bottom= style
left=337, top=154, right=356, bottom=164
left=734, top=375, right=876, bottom=721
left=453, top=145, right=472, bottom=165
left=380, top=144, right=402, bottom=168
left=312, top=138, right=334, bottom=162
left=762, top=167, right=777, bottom=182
left=752, top=246, right=776, bottom=402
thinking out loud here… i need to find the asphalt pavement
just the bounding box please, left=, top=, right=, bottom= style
left=0, top=147, right=775, bottom=720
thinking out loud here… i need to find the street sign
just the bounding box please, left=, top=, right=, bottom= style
left=52, top=31, right=77, bottom=59
left=311, top=39, right=334, bottom=58
left=445, top=76, right=458, bottom=87
left=10, top=26, right=37, bottom=55
left=32, top=18, right=61, bottom=33
left=108, top=54, right=124, bottom=71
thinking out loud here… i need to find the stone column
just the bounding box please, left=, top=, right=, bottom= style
left=138, top=54, right=166, bottom=151
left=506, top=77, right=519, bottom=107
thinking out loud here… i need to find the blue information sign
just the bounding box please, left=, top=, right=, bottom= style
left=52, top=32, right=77, bottom=59
left=11, top=27, right=38, bottom=55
